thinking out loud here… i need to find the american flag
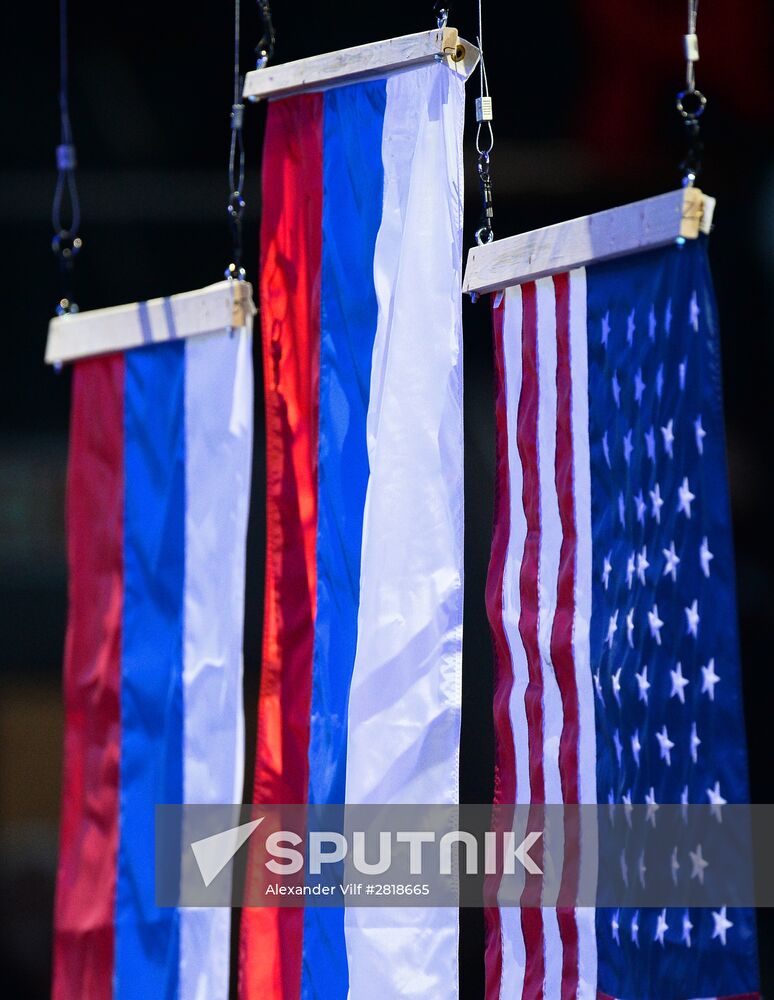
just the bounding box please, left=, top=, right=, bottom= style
left=486, top=238, right=759, bottom=999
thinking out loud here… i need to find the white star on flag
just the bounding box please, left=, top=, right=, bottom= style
left=707, top=781, right=727, bottom=821
left=634, top=489, right=646, bottom=523
left=645, top=786, right=659, bottom=826
left=626, top=552, right=635, bottom=589
left=690, top=843, right=708, bottom=883
left=690, top=289, right=700, bottom=331
left=636, top=665, right=650, bottom=704
left=624, top=430, right=634, bottom=466
left=662, top=539, right=680, bottom=580
left=636, top=546, right=649, bottom=585
left=671, top=846, right=680, bottom=885
left=648, top=605, right=664, bottom=645
left=601, top=311, right=610, bottom=347
left=654, top=909, right=669, bottom=946
left=700, top=536, right=714, bottom=577
left=650, top=482, right=664, bottom=523
left=661, top=419, right=675, bottom=458
left=634, top=369, right=646, bottom=404
left=631, top=911, right=640, bottom=947
left=606, top=610, right=618, bottom=648
left=627, top=309, right=635, bottom=345
left=611, top=910, right=620, bottom=945
left=694, top=415, right=706, bottom=454
left=626, top=608, right=635, bottom=648
left=612, top=667, right=622, bottom=705
left=631, top=729, right=641, bottom=766
left=602, top=431, right=611, bottom=468
left=682, top=911, right=693, bottom=948
left=712, top=907, right=733, bottom=946
left=638, top=851, right=647, bottom=889
left=602, top=553, right=612, bottom=590
left=670, top=662, right=689, bottom=703
left=701, top=658, right=720, bottom=700
left=622, top=790, right=633, bottom=827
left=685, top=599, right=700, bottom=637
left=656, top=724, right=674, bottom=765
left=645, top=426, right=656, bottom=462
left=678, top=477, right=696, bottom=518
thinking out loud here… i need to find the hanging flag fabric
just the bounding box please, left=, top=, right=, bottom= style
left=52, top=323, right=253, bottom=1000
left=240, top=59, right=469, bottom=1000
left=486, top=237, right=759, bottom=998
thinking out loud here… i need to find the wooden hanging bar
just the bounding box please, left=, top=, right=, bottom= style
left=242, top=27, right=480, bottom=102
left=45, top=279, right=255, bottom=366
left=462, top=187, right=716, bottom=296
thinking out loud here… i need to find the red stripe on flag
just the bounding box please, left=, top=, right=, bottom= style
left=517, top=281, right=546, bottom=999
left=551, top=272, right=580, bottom=804
left=53, top=355, right=124, bottom=1000
left=484, top=291, right=515, bottom=1000
left=551, top=272, right=581, bottom=997
left=240, top=92, right=323, bottom=1000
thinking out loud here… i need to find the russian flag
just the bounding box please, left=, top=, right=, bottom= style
left=53, top=325, right=253, bottom=1000
left=240, top=60, right=471, bottom=999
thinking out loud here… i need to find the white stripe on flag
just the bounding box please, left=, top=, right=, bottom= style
left=344, top=61, right=466, bottom=1000
left=500, top=283, right=528, bottom=997
left=180, top=327, right=253, bottom=1000
left=535, top=277, right=567, bottom=997
left=568, top=267, right=599, bottom=998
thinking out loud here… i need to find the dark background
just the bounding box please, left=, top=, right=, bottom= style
left=1, top=1, right=772, bottom=996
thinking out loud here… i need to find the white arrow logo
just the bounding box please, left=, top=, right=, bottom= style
left=190, top=817, right=264, bottom=887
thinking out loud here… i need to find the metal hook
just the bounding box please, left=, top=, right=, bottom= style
left=434, top=4, right=449, bottom=29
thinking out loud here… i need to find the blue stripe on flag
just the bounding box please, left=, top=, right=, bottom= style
left=301, top=78, right=386, bottom=1000
left=116, top=340, right=186, bottom=1000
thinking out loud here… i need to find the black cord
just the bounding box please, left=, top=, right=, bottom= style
left=677, top=0, right=706, bottom=187
left=255, top=1, right=276, bottom=68
left=226, top=0, right=247, bottom=279
left=474, top=0, right=495, bottom=249
left=52, top=0, right=82, bottom=314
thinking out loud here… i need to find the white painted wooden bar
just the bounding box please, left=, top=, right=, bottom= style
left=45, top=280, right=255, bottom=366
left=243, top=28, right=479, bottom=101
left=463, top=188, right=716, bottom=296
